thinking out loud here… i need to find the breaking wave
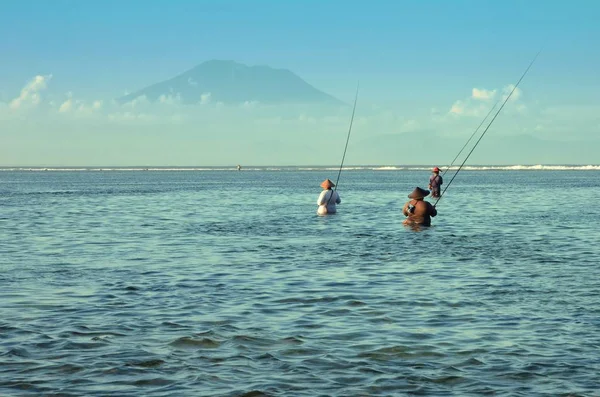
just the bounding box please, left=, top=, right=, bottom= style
left=1, top=164, right=599, bottom=172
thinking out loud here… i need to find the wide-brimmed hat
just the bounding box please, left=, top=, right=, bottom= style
left=408, top=187, right=430, bottom=199
left=432, top=166, right=441, bottom=173
left=320, top=179, right=335, bottom=189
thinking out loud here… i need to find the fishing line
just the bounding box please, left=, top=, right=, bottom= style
left=327, top=82, right=359, bottom=204
left=434, top=49, right=542, bottom=207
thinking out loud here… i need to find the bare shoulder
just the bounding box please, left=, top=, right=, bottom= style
left=415, top=200, right=428, bottom=209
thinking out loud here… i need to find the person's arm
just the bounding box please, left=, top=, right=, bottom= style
left=335, top=192, right=341, bottom=204
left=317, top=190, right=327, bottom=205
left=430, top=204, right=437, bottom=217
left=402, top=201, right=410, bottom=217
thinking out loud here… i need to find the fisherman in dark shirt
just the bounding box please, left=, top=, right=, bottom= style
left=403, top=187, right=437, bottom=227
left=429, top=167, right=443, bottom=198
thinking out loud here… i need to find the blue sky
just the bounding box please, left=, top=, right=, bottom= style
left=1, top=0, right=599, bottom=165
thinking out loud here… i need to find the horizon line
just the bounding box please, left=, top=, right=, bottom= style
left=1, top=163, right=599, bottom=169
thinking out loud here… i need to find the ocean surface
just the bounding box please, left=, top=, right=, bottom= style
left=1, top=166, right=600, bottom=396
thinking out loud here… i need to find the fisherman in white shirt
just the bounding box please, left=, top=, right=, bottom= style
left=317, top=179, right=341, bottom=215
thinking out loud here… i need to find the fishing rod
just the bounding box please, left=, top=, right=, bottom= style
left=434, top=49, right=542, bottom=207
left=326, top=82, right=360, bottom=204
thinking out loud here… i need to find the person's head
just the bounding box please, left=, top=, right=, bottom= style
left=320, top=179, right=335, bottom=190
left=408, top=187, right=430, bottom=201
left=432, top=166, right=441, bottom=174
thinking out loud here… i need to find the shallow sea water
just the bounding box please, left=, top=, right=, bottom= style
left=1, top=169, right=600, bottom=396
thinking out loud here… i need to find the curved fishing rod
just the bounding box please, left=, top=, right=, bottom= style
left=327, top=82, right=360, bottom=204
left=434, top=49, right=542, bottom=207
left=441, top=99, right=500, bottom=177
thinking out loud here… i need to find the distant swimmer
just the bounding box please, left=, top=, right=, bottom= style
left=317, top=179, right=341, bottom=215
left=429, top=167, right=443, bottom=198
left=237, top=164, right=242, bottom=171
left=403, top=187, right=437, bottom=227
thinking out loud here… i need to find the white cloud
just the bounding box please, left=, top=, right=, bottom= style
left=74, top=100, right=104, bottom=116
left=158, top=94, right=182, bottom=105
left=4, top=74, right=600, bottom=167
left=55, top=93, right=103, bottom=116
left=449, top=100, right=465, bottom=115
left=449, top=83, right=526, bottom=117
left=107, top=111, right=157, bottom=123
left=9, top=74, right=52, bottom=110
left=4, top=74, right=571, bottom=143
left=123, top=95, right=150, bottom=108
left=242, top=100, right=259, bottom=108
left=472, top=88, right=496, bottom=101
left=59, top=98, right=73, bottom=113
left=502, top=84, right=522, bottom=101
left=449, top=99, right=491, bottom=118
left=200, top=92, right=211, bottom=105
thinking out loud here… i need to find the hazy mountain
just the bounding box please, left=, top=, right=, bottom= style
left=118, top=60, right=343, bottom=105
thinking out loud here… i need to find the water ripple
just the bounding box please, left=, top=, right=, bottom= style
left=1, top=170, right=599, bottom=396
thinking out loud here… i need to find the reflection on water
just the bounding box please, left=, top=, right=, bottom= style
left=1, top=170, right=599, bottom=396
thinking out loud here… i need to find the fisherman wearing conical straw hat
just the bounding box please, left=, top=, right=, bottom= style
left=317, top=179, right=341, bottom=215
left=403, top=187, right=437, bottom=227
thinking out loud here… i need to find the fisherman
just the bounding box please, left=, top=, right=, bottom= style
left=402, top=187, right=437, bottom=227
left=317, top=179, right=341, bottom=215
left=429, top=167, right=443, bottom=198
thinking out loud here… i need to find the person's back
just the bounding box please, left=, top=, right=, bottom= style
left=317, top=179, right=341, bottom=215
left=403, top=199, right=437, bottom=226
left=317, top=189, right=341, bottom=215
left=403, top=187, right=437, bottom=226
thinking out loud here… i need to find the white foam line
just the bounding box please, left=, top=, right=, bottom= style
left=1, top=165, right=599, bottom=172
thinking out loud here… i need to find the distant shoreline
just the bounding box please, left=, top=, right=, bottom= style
left=1, top=165, right=599, bottom=172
